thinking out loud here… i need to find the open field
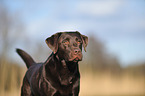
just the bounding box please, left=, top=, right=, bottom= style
left=0, top=70, right=144, bottom=96
left=80, top=71, right=145, bottom=96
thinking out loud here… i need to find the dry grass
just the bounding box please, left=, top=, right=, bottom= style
left=80, top=71, right=145, bottom=96
left=0, top=90, right=20, bottom=96
left=0, top=62, right=145, bottom=96
left=1, top=71, right=144, bottom=96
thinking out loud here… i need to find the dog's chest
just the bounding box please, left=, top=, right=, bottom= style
left=41, top=77, right=74, bottom=96
left=58, top=68, right=74, bottom=86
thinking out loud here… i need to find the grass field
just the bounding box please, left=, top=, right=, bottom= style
left=0, top=71, right=144, bottom=96
left=80, top=71, right=145, bottom=96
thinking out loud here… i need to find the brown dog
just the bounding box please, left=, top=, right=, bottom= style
left=16, top=31, right=88, bottom=96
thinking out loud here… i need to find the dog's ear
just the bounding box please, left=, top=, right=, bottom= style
left=45, top=33, right=62, bottom=54
left=81, top=35, right=88, bottom=52
left=76, top=31, right=88, bottom=52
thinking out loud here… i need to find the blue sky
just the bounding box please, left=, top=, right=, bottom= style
left=2, top=0, right=145, bottom=66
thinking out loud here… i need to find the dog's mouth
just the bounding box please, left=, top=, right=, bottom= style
left=73, top=57, right=79, bottom=62
left=68, top=55, right=82, bottom=62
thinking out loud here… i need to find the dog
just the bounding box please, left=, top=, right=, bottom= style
left=16, top=31, right=88, bottom=96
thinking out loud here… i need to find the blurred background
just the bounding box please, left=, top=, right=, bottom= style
left=0, top=0, right=145, bottom=96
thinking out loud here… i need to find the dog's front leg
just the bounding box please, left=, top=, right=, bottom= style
left=72, top=79, right=80, bottom=96
left=72, top=87, right=79, bottom=96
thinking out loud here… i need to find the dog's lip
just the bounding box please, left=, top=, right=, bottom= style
left=73, top=57, right=79, bottom=62
left=68, top=56, right=82, bottom=62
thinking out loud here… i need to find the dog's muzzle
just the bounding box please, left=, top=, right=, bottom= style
left=69, top=49, right=82, bottom=62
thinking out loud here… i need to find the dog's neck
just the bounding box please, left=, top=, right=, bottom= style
left=44, top=52, right=80, bottom=85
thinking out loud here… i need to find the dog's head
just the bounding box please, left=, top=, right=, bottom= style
left=45, top=31, right=88, bottom=62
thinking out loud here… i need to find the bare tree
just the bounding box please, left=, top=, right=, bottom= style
left=0, top=3, right=24, bottom=92
left=80, top=35, right=121, bottom=73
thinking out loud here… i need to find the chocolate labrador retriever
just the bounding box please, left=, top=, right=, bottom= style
left=16, top=31, right=88, bottom=96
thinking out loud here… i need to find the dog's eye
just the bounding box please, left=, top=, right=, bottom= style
left=77, top=41, right=81, bottom=44
left=63, top=40, right=69, bottom=45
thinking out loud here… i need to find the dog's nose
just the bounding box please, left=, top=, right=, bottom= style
left=74, top=49, right=81, bottom=54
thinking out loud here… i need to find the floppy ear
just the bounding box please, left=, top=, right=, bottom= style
left=81, top=35, right=88, bottom=52
left=45, top=33, right=62, bottom=54
left=76, top=31, right=88, bottom=52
